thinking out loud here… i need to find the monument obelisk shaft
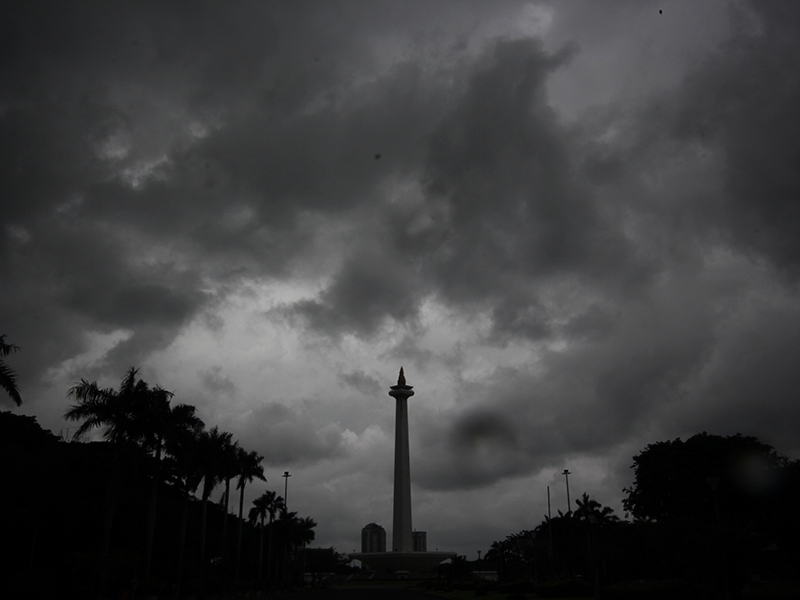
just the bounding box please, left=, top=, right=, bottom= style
left=389, top=367, right=414, bottom=552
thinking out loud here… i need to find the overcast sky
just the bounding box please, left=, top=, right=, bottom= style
left=3, top=0, right=800, bottom=558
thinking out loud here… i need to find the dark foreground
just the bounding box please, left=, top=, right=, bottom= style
left=287, top=585, right=441, bottom=600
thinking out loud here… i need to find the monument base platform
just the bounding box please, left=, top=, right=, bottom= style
left=349, top=551, right=457, bottom=575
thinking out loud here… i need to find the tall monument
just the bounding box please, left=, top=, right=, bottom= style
left=390, top=366, right=414, bottom=552
left=349, top=368, right=456, bottom=574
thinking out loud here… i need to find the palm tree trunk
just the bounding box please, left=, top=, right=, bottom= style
left=175, top=493, right=190, bottom=600
left=98, top=451, right=119, bottom=600
left=143, top=443, right=162, bottom=582
left=235, top=481, right=246, bottom=585
left=267, top=518, right=274, bottom=585
left=257, top=517, right=265, bottom=582
left=220, top=478, right=231, bottom=589
left=200, top=495, right=209, bottom=589
left=143, top=477, right=159, bottom=581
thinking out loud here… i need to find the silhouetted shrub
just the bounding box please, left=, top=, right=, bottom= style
left=456, top=581, right=479, bottom=590
left=500, top=580, right=536, bottom=594
left=743, top=581, right=800, bottom=599
left=599, top=580, right=707, bottom=600
left=534, top=579, right=593, bottom=598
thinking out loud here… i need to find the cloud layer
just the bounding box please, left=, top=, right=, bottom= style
left=3, top=0, right=799, bottom=556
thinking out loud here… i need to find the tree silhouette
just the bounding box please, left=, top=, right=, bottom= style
left=249, top=491, right=284, bottom=585
left=235, top=447, right=265, bottom=584
left=623, top=432, right=800, bottom=596
left=136, top=387, right=203, bottom=582
left=0, top=334, right=22, bottom=406
left=485, top=539, right=509, bottom=583
left=65, top=367, right=151, bottom=592
left=574, top=492, right=619, bottom=525
left=217, top=435, right=240, bottom=583
left=65, top=367, right=202, bottom=583
left=623, top=432, right=790, bottom=524
left=65, top=367, right=144, bottom=444
left=167, top=423, right=206, bottom=599
left=196, top=426, right=232, bottom=583
left=292, top=515, right=317, bottom=584
left=273, top=510, right=317, bottom=585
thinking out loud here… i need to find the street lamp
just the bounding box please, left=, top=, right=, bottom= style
left=283, top=471, right=291, bottom=509
left=477, top=550, right=481, bottom=561
left=563, top=469, right=572, bottom=514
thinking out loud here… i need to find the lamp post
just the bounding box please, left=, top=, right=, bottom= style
left=563, top=469, right=572, bottom=514
left=283, top=471, right=291, bottom=509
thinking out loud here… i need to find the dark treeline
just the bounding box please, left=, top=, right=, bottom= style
left=0, top=367, right=316, bottom=600
left=472, top=433, right=800, bottom=599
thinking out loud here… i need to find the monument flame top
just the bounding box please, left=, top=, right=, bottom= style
left=391, top=366, right=413, bottom=393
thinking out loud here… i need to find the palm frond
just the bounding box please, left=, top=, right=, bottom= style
left=0, top=334, right=21, bottom=358
left=0, top=335, right=22, bottom=405
left=0, top=362, right=22, bottom=406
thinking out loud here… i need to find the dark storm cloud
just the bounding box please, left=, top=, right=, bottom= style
left=231, top=402, right=347, bottom=467
left=416, top=38, right=642, bottom=302
left=444, top=409, right=526, bottom=488
left=409, top=1, right=800, bottom=494
left=1, top=0, right=425, bottom=384
left=672, top=3, right=800, bottom=275
left=581, top=2, right=800, bottom=278
left=3, top=0, right=800, bottom=511
left=287, top=35, right=643, bottom=340
left=339, top=370, right=382, bottom=397
left=291, top=249, right=421, bottom=338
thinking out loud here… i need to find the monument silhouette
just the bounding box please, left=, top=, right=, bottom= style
left=349, top=368, right=456, bottom=574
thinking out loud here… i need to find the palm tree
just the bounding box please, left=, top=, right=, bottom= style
left=486, top=540, right=509, bottom=583
left=66, top=367, right=202, bottom=583
left=168, top=424, right=206, bottom=600
left=249, top=491, right=283, bottom=583
left=235, top=447, right=265, bottom=584
left=295, top=516, right=317, bottom=546
left=285, top=514, right=316, bottom=585
left=573, top=493, right=618, bottom=588
left=0, top=334, right=22, bottom=406
left=65, top=367, right=150, bottom=594
left=65, top=367, right=150, bottom=444
left=249, top=492, right=284, bottom=585
left=217, top=436, right=241, bottom=581
left=197, top=426, right=233, bottom=581
left=574, top=493, right=619, bottom=525
left=137, top=392, right=203, bottom=582
left=274, top=510, right=298, bottom=585
left=274, top=511, right=317, bottom=585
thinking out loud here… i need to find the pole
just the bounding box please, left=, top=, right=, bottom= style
left=563, top=470, right=572, bottom=514
left=547, top=486, right=553, bottom=558
left=283, top=471, right=291, bottom=510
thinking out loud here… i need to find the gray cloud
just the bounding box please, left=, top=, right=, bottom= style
left=4, top=0, right=800, bottom=557
left=232, top=402, right=348, bottom=467
left=339, top=370, right=382, bottom=397
left=198, top=366, right=237, bottom=397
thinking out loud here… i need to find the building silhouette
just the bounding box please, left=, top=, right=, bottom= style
left=361, top=523, right=386, bottom=553
left=413, top=531, right=427, bottom=552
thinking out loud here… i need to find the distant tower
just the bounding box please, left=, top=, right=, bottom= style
left=361, top=523, right=386, bottom=553
left=347, top=369, right=457, bottom=572
left=389, top=367, right=415, bottom=552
